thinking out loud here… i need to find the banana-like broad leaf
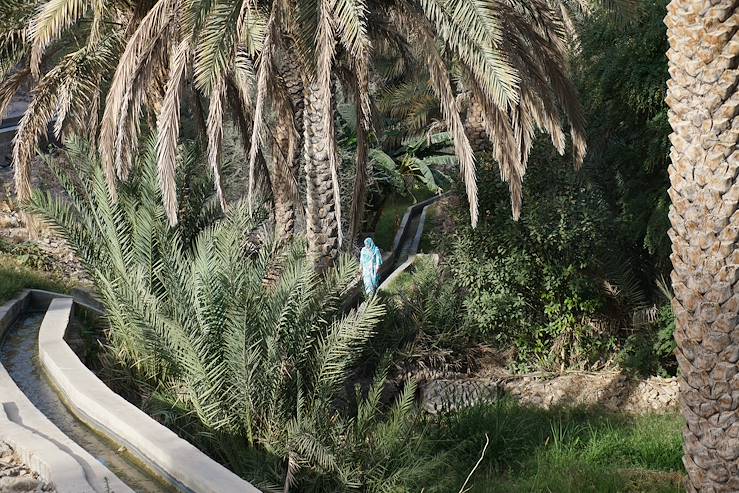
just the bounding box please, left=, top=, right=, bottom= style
left=369, top=148, right=404, bottom=192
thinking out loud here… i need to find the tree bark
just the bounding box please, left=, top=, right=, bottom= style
left=665, top=2, right=739, bottom=491
left=225, top=81, right=272, bottom=205
left=349, top=105, right=368, bottom=248
left=272, top=118, right=297, bottom=242
left=464, top=100, right=491, bottom=154
left=189, top=84, right=208, bottom=146
left=272, top=55, right=305, bottom=242
left=303, top=80, right=339, bottom=270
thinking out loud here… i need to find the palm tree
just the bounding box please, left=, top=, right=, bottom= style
left=29, top=138, right=450, bottom=491
left=4, top=0, right=596, bottom=269
left=0, top=0, right=126, bottom=220
left=665, top=2, right=739, bottom=491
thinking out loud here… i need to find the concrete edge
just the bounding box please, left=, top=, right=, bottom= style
left=378, top=195, right=443, bottom=292
left=0, top=293, right=130, bottom=493
left=38, top=297, right=261, bottom=493
left=0, top=290, right=31, bottom=338
left=0, top=404, right=94, bottom=493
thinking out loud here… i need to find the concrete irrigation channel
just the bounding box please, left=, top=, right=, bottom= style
left=343, top=193, right=446, bottom=309
left=0, top=291, right=259, bottom=492
left=1, top=309, right=167, bottom=493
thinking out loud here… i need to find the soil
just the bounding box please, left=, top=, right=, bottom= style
left=0, top=159, right=88, bottom=285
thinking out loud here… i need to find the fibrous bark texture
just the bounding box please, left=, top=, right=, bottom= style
left=464, top=101, right=492, bottom=153
left=303, top=80, right=339, bottom=270
left=665, top=2, right=739, bottom=491
left=273, top=119, right=297, bottom=242
left=273, top=56, right=305, bottom=242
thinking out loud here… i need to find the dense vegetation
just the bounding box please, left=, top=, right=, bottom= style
left=0, top=0, right=696, bottom=491
left=405, top=1, right=677, bottom=376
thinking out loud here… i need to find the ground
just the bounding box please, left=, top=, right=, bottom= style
left=0, top=442, right=54, bottom=493
left=0, top=161, right=86, bottom=303
left=0, top=167, right=686, bottom=492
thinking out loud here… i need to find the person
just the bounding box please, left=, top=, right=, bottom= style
left=360, top=237, right=383, bottom=296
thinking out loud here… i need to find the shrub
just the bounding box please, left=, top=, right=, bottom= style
left=375, top=255, right=475, bottom=375
left=444, top=145, right=612, bottom=371
left=29, top=138, right=449, bottom=491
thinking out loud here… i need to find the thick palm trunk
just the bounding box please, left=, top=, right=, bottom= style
left=225, top=81, right=271, bottom=204
left=272, top=120, right=297, bottom=242
left=272, top=56, right=305, bottom=242
left=348, top=111, right=368, bottom=248
left=665, top=2, right=739, bottom=491
left=303, top=80, right=339, bottom=270
left=464, top=100, right=491, bottom=153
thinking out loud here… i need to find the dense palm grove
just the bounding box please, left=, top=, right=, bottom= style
left=0, top=0, right=737, bottom=491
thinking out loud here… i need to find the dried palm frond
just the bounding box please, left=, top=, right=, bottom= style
left=99, top=0, right=177, bottom=193
left=156, top=38, right=191, bottom=225
left=246, top=2, right=278, bottom=212
left=206, top=73, right=227, bottom=212
left=29, top=0, right=87, bottom=77
left=395, top=6, right=479, bottom=226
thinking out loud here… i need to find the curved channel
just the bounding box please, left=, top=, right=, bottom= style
left=0, top=311, right=174, bottom=493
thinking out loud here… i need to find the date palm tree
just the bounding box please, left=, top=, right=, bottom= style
left=665, top=2, right=739, bottom=491
left=3, top=0, right=604, bottom=269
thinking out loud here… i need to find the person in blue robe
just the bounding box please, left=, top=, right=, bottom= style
left=360, top=237, right=382, bottom=296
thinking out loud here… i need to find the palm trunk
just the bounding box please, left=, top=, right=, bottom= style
left=272, top=119, right=297, bottom=242
left=464, top=100, right=491, bottom=153
left=303, top=80, right=339, bottom=270
left=349, top=107, right=368, bottom=248
left=665, top=2, right=739, bottom=491
left=189, top=84, right=208, bottom=146
left=272, top=55, right=305, bottom=242
left=225, top=81, right=272, bottom=204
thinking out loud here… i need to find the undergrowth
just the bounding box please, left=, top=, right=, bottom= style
left=431, top=400, right=684, bottom=493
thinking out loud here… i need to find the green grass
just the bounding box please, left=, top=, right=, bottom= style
left=0, top=257, right=69, bottom=303
left=418, top=202, right=439, bottom=253
left=429, top=400, right=685, bottom=493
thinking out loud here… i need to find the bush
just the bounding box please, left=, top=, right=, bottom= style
left=29, top=138, right=450, bottom=492
left=619, top=301, right=677, bottom=378
left=374, top=255, right=476, bottom=375
left=444, top=145, right=613, bottom=371
left=0, top=260, right=69, bottom=302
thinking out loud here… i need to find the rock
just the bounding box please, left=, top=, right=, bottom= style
left=418, top=371, right=680, bottom=415
left=0, top=476, right=40, bottom=492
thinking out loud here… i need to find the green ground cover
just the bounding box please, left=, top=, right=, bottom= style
left=0, top=258, right=69, bottom=303
left=373, top=188, right=435, bottom=252
left=431, top=401, right=684, bottom=493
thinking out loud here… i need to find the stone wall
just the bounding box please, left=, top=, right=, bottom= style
left=419, top=371, right=679, bottom=414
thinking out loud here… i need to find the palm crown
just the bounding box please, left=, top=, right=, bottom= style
left=1, top=0, right=623, bottom=259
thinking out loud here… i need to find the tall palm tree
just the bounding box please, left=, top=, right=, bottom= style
left=665, top=2, right=739, bottom=491
left=4, top=0, right=597, bottom=269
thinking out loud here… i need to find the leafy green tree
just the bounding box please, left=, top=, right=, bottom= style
left=369, top=132, right=455, bottom=201
left=576, top=0, right=671, bottom=274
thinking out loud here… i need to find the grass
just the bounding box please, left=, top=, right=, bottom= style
left=429, top=400, right=685, bottom=493
left=418, top=202, right=439, bottom=253
left=373, top=194, right=415, bottom=252
left=0, top=256, right=69, bottom=303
